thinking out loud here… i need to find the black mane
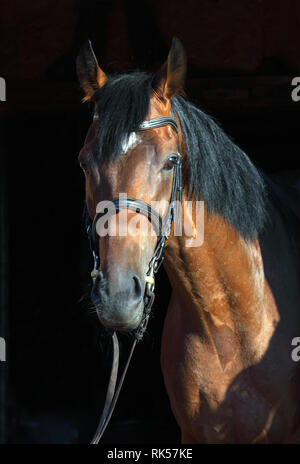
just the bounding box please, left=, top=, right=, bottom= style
left=92, top=72, right=266, bottom=241
left=172, top=96, right=267, bottom=240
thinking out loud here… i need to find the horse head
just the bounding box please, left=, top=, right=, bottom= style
left=77, top=38, right=186, bottom=331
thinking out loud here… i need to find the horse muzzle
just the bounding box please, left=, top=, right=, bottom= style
left=91, top=268, right=145, bottom=330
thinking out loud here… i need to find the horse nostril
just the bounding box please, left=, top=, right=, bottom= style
left=132, top=274, right=143, bottom=301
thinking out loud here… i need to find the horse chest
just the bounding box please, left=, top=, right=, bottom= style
left=161, top=299, right=297, bottom=443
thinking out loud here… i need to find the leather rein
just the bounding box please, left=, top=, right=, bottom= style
left=85, top=112, right=183, bottom=444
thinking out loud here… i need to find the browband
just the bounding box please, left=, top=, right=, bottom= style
left=139, top=116, right=179, bottom=134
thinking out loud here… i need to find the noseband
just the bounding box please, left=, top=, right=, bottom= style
left=85, top=112, right=183, bottom=443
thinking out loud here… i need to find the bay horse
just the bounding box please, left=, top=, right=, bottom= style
left=76, top=38, right=300, bottom=443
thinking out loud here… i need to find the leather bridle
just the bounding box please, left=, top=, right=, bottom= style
left=85, top=111, right=183, bottom=444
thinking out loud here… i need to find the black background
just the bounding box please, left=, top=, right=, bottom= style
left=1, top=0, right=300, bottom=444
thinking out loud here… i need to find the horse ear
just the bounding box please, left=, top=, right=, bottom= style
left=152, top=37, right=186, bottom=100
left=76, top=40, right=107, bottom=102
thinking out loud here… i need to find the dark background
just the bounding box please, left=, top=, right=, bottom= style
left=0, top=0, right=300, bottom=444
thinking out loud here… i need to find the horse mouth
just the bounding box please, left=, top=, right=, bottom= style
left=95, top=303, right=144, bottom=331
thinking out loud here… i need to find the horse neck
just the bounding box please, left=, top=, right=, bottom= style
left=163, top=200, right=269, bottom=341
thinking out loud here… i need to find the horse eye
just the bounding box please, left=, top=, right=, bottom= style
left=163, top=155, right=177, bottom=171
